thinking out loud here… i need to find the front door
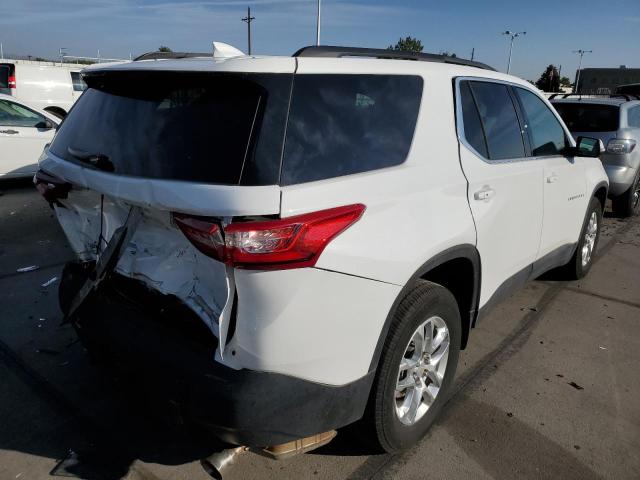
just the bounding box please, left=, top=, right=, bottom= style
left=512, top=87, right=587, bottom=264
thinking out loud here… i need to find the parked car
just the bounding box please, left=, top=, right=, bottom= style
left=551, top=95, right=640, bottom=216
left=34, top=46, right=608, bottom=456
left=0, top=59, right=88, bottom=119
left=0, top=93, right=58, bottom=178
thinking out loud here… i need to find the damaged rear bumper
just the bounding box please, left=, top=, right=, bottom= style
left=69, top=271, right=374, bottom=447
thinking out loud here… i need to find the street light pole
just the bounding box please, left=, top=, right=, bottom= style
left=316, top=0, right=321, bottom=46
left=572, top=49, right=592, bottom=93
left=241, top=7, right=255, bottom=55
left=502, top=30, right=526, bottom=74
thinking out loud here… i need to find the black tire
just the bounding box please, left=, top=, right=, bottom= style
left=368, top=280, right=461, bottom=453
left=611, top=171, right=640, bottom=218
left=562, top=196, right=603, bottom=280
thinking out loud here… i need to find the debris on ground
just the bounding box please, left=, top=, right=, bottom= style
left=16, top=265, right=39, bottom=273
left=520, top=306, right=538, bottom=312
left=568, top=382, right=584, bottom=390
left=599, top=346, right=607, bottom=350
left=41, top=276, right=59, bottom=287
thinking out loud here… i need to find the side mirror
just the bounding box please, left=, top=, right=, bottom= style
left=574, top=136, right=605, bottom=157
left=35, top=119, right=56, bottom=130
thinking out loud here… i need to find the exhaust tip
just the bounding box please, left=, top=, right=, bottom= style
left=201, top=447, right=247, bottom=480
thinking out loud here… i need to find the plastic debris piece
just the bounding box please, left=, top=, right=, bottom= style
left=568, top=381, right=584, bottom=390
left=599, top=346, right=607, bottom=350
left=39, top=317, right=46, bottom=322
left=41, top=276, right=59, bottom=287
left=16, top=265, right=39, bottom=273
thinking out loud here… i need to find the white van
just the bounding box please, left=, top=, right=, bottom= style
left=0, top=59, right=88, bottom=119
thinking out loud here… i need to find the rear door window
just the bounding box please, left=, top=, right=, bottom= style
left=281, top=74, right=423, bottom=185
left=459, top=81, right=489, bottom=158
left=49, top=72, right=292, bottom=185
left=515, top=88, right=567, bottom=156
left=552, top=103, right=620, bottom=132
left=467, top=81, right=526, bottom=161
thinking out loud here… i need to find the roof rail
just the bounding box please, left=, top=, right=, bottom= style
left=134, top=51, right=212, bottom=61
left=548, top=93, right=640, bottom=101
left=293, top=45, right=495, bottom=71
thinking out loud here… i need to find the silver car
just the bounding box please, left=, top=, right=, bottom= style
left=551, top=96, right=640, bottom=217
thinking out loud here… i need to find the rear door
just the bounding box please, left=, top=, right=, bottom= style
left=514, top=88, right=586, bottom=266
left=0, top=98, right=55, bottom=176
left=456, top=79, right=544, bottom=306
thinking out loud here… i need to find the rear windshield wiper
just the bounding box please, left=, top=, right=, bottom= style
left=67, top=147, right=115, bottom=172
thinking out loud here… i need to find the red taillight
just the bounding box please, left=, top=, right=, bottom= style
left=173, top=204, right=366, bottom=270
left=8, top=74, right=16, bottom=89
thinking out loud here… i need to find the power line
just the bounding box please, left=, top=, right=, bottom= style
left=572, top=49, right=592, bottom=93
left=241, top=7, right=255, bottom=55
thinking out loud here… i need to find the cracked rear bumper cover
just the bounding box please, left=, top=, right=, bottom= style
left=67, top=270, right=374, bottom=447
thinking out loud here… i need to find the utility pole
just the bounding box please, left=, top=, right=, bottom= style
left=501, top=30, right=526, bottom=74
left=572, top=49, right=592, bottom=93
left=0, top=43, right=3, bottom=60
left=242, top=7, right=255, bottom=55
left=470, top=47, right=475, bottom=61
left=316, top=0, right=322, bottom=46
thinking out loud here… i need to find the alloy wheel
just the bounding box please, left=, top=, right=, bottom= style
left=395, top=316, right=450, bottom=426
left=581, top=211, right=598, bottom=267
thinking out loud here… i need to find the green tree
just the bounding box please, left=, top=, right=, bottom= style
left=560, top=76, right=571, bottom=88
left=535, top=65, right=561, bottom=92
left=388, top=36, right=423, bottom=53
left=158, top=46, right=173, bottom=52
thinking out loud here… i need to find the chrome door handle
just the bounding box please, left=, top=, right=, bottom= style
left=0, top=129, right=19, bottom=134
left=547, top=174, right=559, bottom=183
left=474, top=186, right=495, bottom=202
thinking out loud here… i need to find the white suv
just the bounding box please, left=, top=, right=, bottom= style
left=35, top=46, right=608, bottom=453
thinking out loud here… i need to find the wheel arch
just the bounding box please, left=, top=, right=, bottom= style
left=592, top=181, right=608, bottom=212
left=368, top=244, right=481, bottom=373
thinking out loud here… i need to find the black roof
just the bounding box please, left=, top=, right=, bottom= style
left=293, top=46, right=495, bottom=71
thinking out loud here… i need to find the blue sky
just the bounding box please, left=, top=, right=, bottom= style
left=1, top=0, right=638, bottom=80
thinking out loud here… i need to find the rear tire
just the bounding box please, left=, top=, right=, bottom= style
left=611, top=172, right=640, bottom=218
left=367, top=280, right=461, bottom=453
left=562, top=196, right=602, bottom=280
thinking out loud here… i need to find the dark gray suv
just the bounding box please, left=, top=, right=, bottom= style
left=551, top=96, right=640, bottom=217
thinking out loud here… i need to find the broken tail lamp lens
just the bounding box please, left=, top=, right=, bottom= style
left=173, top=204, right=366, bottom=270
left=34, top=169, right=72, bottom=202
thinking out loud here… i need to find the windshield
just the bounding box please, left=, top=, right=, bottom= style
left=553, top=103, right=620, bottom=132
left=50, top=72, right=292, bottom=185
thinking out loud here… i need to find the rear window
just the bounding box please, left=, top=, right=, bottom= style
left=281, top=74, right=423, bottom=185
left=553, top=103, right=620, bottom=132
left=0, top=64, right=10, bottom=89
left=50, top=72, right=292, bottom=185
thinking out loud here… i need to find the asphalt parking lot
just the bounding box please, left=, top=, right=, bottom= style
left=1, top=179, right=639, bottom=480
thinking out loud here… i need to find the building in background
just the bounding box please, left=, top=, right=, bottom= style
left=575, top=66, right=640, bottom=94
